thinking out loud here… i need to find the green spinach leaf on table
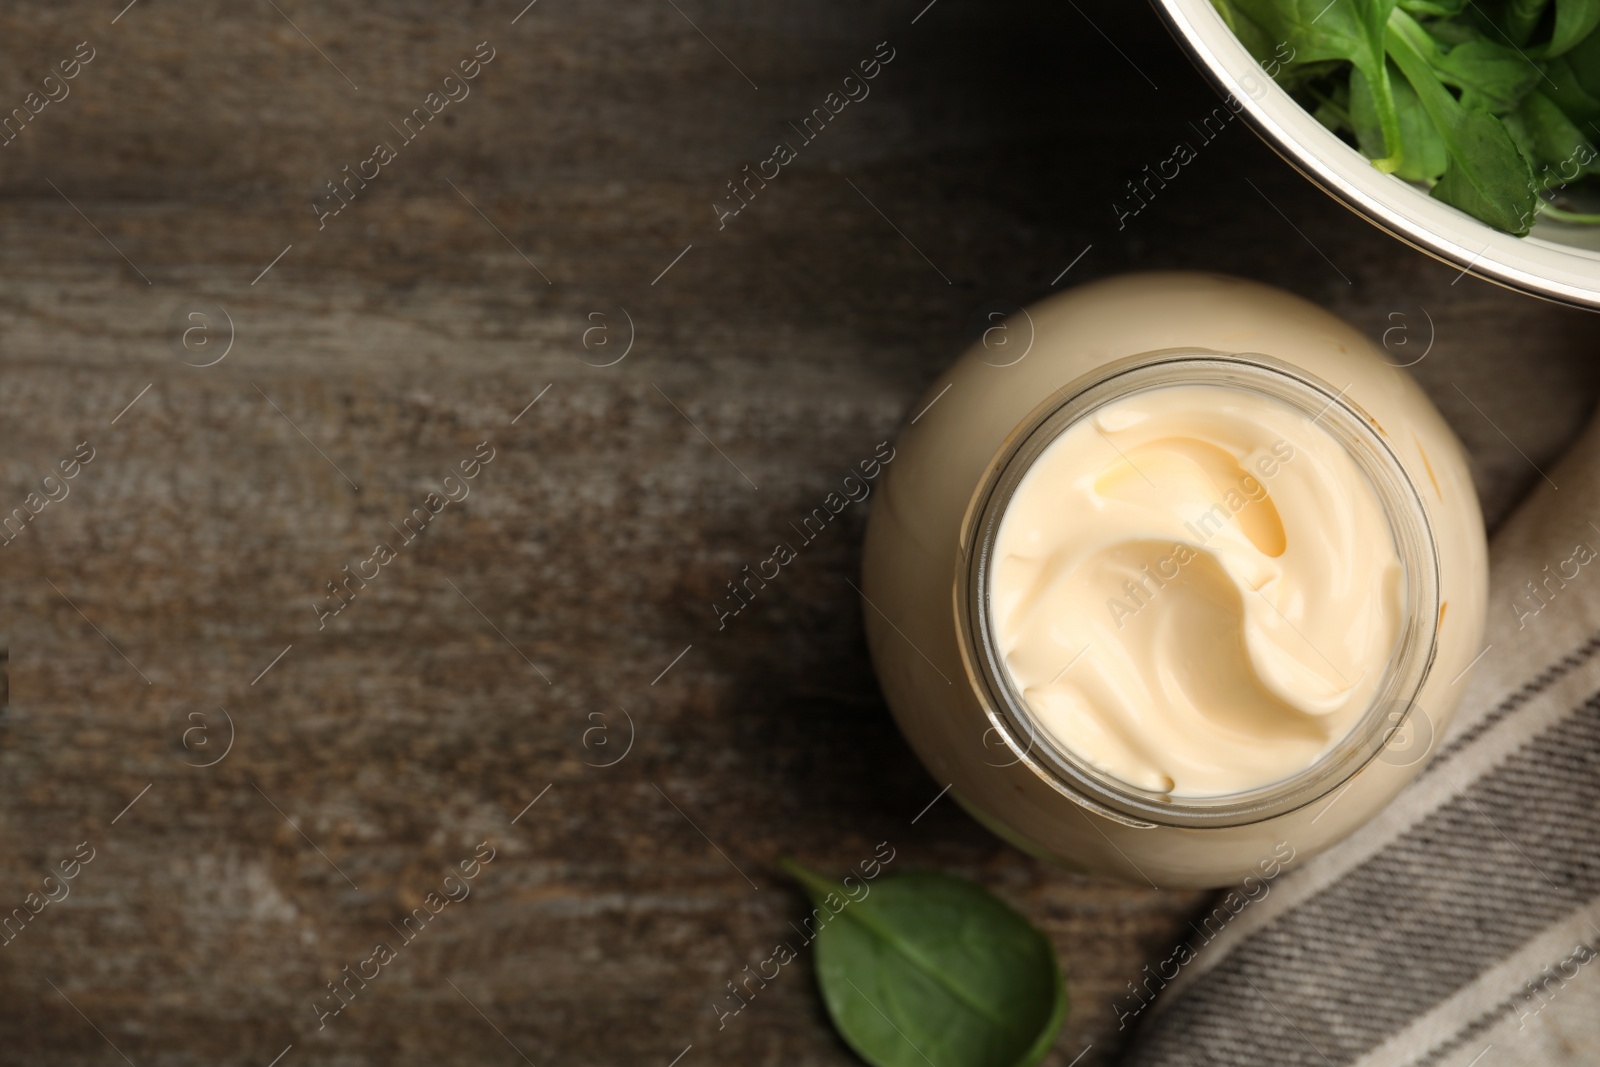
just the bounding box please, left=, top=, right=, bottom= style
left=783, top=858, right=1065, bottom=1067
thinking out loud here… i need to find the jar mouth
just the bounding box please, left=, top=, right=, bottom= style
left=958, top=350, right=1441, bottom=830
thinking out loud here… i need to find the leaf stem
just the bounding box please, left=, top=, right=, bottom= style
left=1536, top=200, right=1600, bottom=224
left=1369, top=62, right=1406, bottom=173
left=777, top=855, right=840, bottom=905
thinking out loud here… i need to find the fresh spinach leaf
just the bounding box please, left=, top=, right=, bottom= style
left=783, top=858, right=1065, bottom=1067
left=1428, top=34, right=1543, bottom=112
left=1400, top=0, right=1467, bottom=16
left=1353, top=62, right=1451, bottom=177
left=1546, top=0, right=1600, bottom=55
left=1228, top=0, right=1408, bottom=169
left=1502, top=0, right=1552, bottom=45
left=1378, top=11, right=1538, bottom=114
left=1505, top=89, right=1600, bottom=179
left=1214, top=0, right=1600, bottom=231
left=1542, top=51, right=1600, bottom=119
left=1387, top=12, right=1539, bottom=230
left=1277, top=57, right=1357, bottom=92
left=1554, top=17, right=1600, bottom=97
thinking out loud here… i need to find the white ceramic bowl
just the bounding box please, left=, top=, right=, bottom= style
left=1153, top=0, right=1600, bottom=310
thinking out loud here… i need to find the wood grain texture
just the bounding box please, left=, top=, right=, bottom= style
left=0, top=1, right=1593, bottom=1064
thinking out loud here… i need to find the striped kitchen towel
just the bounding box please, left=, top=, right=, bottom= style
left=1121, top=411, right=1600, bottom=1067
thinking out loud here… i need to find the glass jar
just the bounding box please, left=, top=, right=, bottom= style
left=861, top=273, right=1487, bottom=888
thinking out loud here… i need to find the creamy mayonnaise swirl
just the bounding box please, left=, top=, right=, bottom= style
left=990, top=383, right=1403, bottom=797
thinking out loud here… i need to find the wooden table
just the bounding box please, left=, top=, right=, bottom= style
left=0, top=1, right=1594, bottom=1064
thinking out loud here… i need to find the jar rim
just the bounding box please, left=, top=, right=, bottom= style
left=957, top=349, right=1441, bottom=830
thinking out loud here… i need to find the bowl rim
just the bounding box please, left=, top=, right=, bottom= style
left=1151, top=0, right=1600, bottom=312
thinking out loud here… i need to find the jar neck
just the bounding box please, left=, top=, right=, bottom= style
left=958, top=350, right=1441, bottom=830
